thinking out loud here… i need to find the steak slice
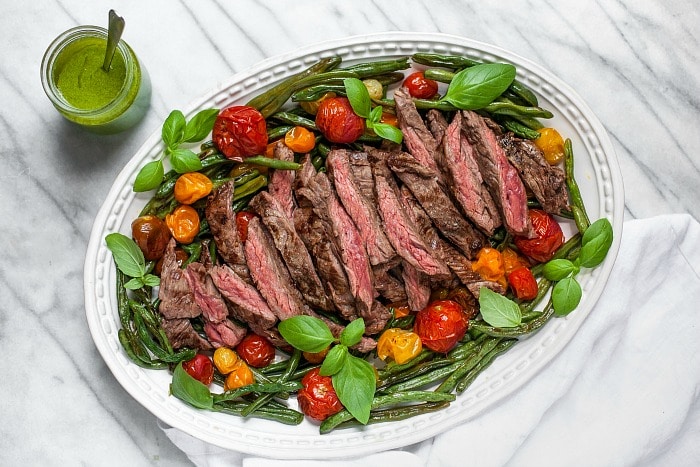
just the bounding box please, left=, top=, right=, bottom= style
left=209, top=264, right=277, bottom=331
left=393, top=87, right=440, bottom=172
left=205, top=179, right=250, bottom=280
left=440, top=112, right=501, bottom=235
left=401, top=261, right=431, bottom=312
left=184, top=262, right=228, bottom=323
left=367, top=147, right=451, bottom=279
left=267, top=141, right=297, bottom=219
left=249, top=191, right=333, bottom=311
left=499, top=133, right=569, bottom=214
left=461, top=110, right=532, bottom=237
left=346, top=150, right=376, bottom=204
left=161, top=318, right=212, bottom=350
left=204, top=319, right=247, bottom=348
left=372, top=264, right=408, bottom=303
left=158, top=239, right=201, bottom=319
left=245, top=216, right=311, bottom=321
left=326, top=149, right=396, bottom=267
left=426, top=109, right=449, bottom=146
left=386, top=150, right=486, bottom=259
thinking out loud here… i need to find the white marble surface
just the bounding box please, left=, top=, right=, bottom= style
left=1, top=0, right=698, bottom=465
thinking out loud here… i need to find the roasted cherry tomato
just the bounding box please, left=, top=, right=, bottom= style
left=212, top=105, right=268, bottom=161
left=182, top=354, right=214, bottom=385
left=534, top=127, right=565, bottom=165
left=302, top=346, right=330, bottom=364
left=314, top=97, right=365, bottom=144
left=472, top=247, right=507, bottom=288
left=391, top=304, right=411, bottom=319
left=297, top=367, right=343, bottom=421
left=507, top=267, right=539, bottom=301
left=235, top=333, right=276, bottom=368
left=402, top=71, right=439, bottom=99
left=131, top=215, right=171, bottom=261
left=380, top=111, right=399, bottom=127
left=235, top=211, right=256, bottom=243
left=174, top=172, right=213, bottom=205
left=514, top=209, right=565, bottom=263
left=224, top=359, right=255, bottom=390
left=413, top=299, right=469, bottom=353
left=377, top=328, right=422, bottom=364
left=284, top=126, right=316, bottom=153
left=501, top=247, right=530, bottom=275
left=212, top=347, right=239, bottom=374
left=165, top=204, right=200, bottom=244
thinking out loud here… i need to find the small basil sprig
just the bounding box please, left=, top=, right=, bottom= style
left=543, top=218, right=614, bottom=316
left=278, top=316, right=375, bottom=424
left=344, top=78, right=403, bottom=145
left=442, top=63, right=516, bottom=110
left=105, top=232, right=159, bottom=289
left=134, top=108, right=219, bottom=192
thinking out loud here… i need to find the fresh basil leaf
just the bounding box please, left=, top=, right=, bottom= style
left=105, top=233, right=146, bottom=279
left=478, top=287, right=522, bottom=327
left=552, top=277, right=582, bottom=316
left=339, top=318, right=365, bottom=347
left=124, top=277, right=145, bottom=290
left=443, top=63, right=516, bottom=110
left=169, top=148, right=203, bottom=174
left=367, top=105, right=383, bottom=124
left=278, top=315, right=335, bottom=353
left=170, top=362, right=213, bottom=410
left=332, top=356, right=375, bottom=424
left=319, top=345, right=347, bottom=376
left=162, top=110, right=186, bottom=149
left=133, top=160, right=165, bottom=192
left=369, top=122, right=403, bottom=144
left=543, top=259, right=578, bottom=281
left=579, top=218, right=614, bottom=268
left=142, top=274, right=161, bottom=287
left=343, top=77, right=371, bottom=118
left=183, top=108, right=219, bottom=143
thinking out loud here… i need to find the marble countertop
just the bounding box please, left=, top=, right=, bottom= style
left=2, top=0, right=698, bottom=465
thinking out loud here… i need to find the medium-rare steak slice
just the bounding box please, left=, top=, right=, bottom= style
left=461, top=110, right=532, bottom=237
left=161, top=318, right=212, bottom=350
left=184, top=262, right=229, bottom=323
left=244, top=216, right=311, bottom=321
left=158, top=239, right=201, bottom=319
left=426, top=109, right=449, bottom=146
left=440, top=112, right=501, bottom=235
left=204, top=319, right=247, bottom=348
left=393, top=87, right=440, bottom=172
left=249, top=191, right=333, bottom=311
left=498, top=132, right=569, bottom=214
left=326, top=149, right=396, bottom=267
left=401, top=260, right=431, bottom=311
left=387, top=150, right=486, bottom=259
left=204, top=179, right=250, bottom=280
left=372, top=264, right=408, bottom=303
left=346, top=150, right=376, bottom=204
left=367, top=147, right=451, bottom=279
left=267, top=141, right=297, bottom=219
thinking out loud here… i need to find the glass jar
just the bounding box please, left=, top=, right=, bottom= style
left=40, top=26, right=151, bottom=134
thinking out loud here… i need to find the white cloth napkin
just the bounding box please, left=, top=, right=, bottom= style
left=164, top=214, right=700, bottom=467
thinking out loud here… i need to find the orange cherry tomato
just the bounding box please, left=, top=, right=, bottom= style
left=284, top=126, right=316, bottom=153
left=173, top=172, right=213, bottom=205
left=501, top=247, right=530, bottom=275
left=392, top=304, right=411, bottom=319
left=315, top=97, right=365, bottom=144
left=402, top=71, right=439, bottom=99
left=380, top=111, right=399, bottom=127
left=131, top=215, right=171, bottom=261
left=235, top=333, right=276, bottom=368
left=297, top=368, right=343, bottom=421
left=182, top=354, right=214, bottom=385
left=472, top=247, right=507, bottom=288
left=514, top=209, right=565, bottom=263
left=507, top=267, right=539, bottom=301
left=212, top=105, right=268, bottom=161
left=165, top=205, right=200, bottom=244
left=302, top=346, right=330, bottom=364
left=413, top=300, right=469, bottom=353
left=377, top=328, right=422, bottom=364
left=224, top=359, right=255, bottom=390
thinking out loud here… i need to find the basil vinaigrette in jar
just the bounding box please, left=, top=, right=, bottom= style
left=41, top=26, right=151, bottom=134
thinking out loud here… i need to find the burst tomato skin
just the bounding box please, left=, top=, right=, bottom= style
left=182, top=354, right=214, bottom=385
left=235, top=333, right=276, bottom=368
left=413, top=299, right=469, bottom=353
left=212, top=105, right=268, bottom=161
left=297, top=368, right=343, bottom=421
left=514, top=209, right=565, bottom=263
left=402, top=71, right=439, bottom=99
left=314, top=97, right=365, bottom=144
left=507, top=267, right=539, bottom=301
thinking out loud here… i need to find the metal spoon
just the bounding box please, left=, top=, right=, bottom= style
left=102, top=9, right=125, bottom=72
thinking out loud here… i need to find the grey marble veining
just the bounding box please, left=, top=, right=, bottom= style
left=1, top=0, right=698, bottom=465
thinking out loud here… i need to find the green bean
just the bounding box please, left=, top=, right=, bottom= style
left=377, top=356, right=456, bottom=390
left=382, top=359, right=463, bottom=393
left=436, top=337, right=502, bottom=393
left=231, top=195, right=253, bottom=213
left=564, top=138, right=591, bottom=233
left=501, top=119, right=542, bottom=140
left=118, top=329, right=168, bottom=369
left=269, top=111, right=317, bottom=131
left=447, top=332, right=489, bottom=360
left=372, top=72, right=406, bottom=86
left=378, top=349, right=435, bottom=379
left=456, top=339, right=517, bottom=393
left=232, top=175, right=267, bottom=202
left=233, top=169, right=262, bottom=188
left=243, top=156, right=301, bottom=171
left=213, top=400, right=303, bottom=425
left=342, top=57, right=411, bottom=78
left=267, top=125, right=293, bottom=140
left=292, top=84, right=347, bottom=102
left=423, top=67, right=456, bottom=84
left=319, top=390, right=455, bottom=434
left=212, top=381, right=302, bottom=404
left=485, top=101, right=553, bottom=119
left=519, top=278, right=552, bottom=314
left=116, top=269, right=132, bottom=329
left=155, top=171, right=179, bottom=199
left=331, top=402, right=451, bottom=432
left=241, top=349, right=302, bottom=417
left=530, top=233, right=582, bottom=277
left=181, top=241, right=203, bottom=267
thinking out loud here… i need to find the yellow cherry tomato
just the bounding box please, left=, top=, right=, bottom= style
left=299, top=91, right=337, bottom=115
left=173, top=172, right=213, bottom=205
left=472, top=247, right=507, bottom=288
left=224, top=359, right=255, bottom=390
left=534, top=127, right=565, bottom=165
left=377, top=328, right=422, bottom=365
left=284, top=126, right=316, bottom=153
left=165, top=204, right=200, bottom=244
left=363, top=79, right=384, bottom=100
left=213, top=347, right=239, bottom=374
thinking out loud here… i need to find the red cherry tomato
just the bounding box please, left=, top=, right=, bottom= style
left=507, top=267, right=539, bottom=301
left=413, top=299, right=469, bottom=353
left=314, top=97, right=365, bottom=144
left=235, top=211, right=256, bottom=243
left=182, top=354, right=214, bottom=385
left=402, top=71, right=439, bottom=99
left=212, top=105, right=268, bottom=161
left=297, top=367, right=343, bottom=421
left=235, top=333, right=276, bottom=368
left=513, top=209, right=565, bottom=263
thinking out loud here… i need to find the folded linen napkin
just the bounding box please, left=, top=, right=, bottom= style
left=164, top=214, right=700, bottom=467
